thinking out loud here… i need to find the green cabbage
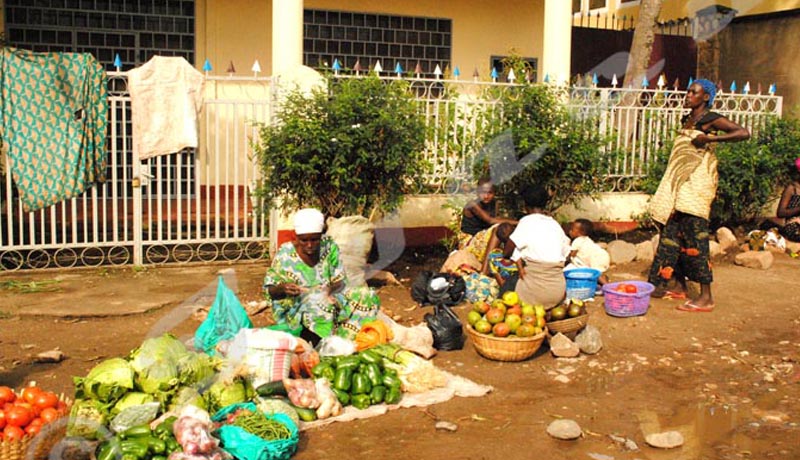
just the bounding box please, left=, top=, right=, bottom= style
left=110, top=402, right=160, bottom=434
left=137, top=360, right=180, bottom=394
left=168, top=386, right=207, bottom=412
left=67, top=399, right=108, bottom=440
left=74, top=357, right=135, bottom=403
left=204, top=376, right=253, bottom=413
left=177, top=352, right=218, bottom=386
left=111, top=392, right=156, bottom=416
left=129, top=334, right=189, bottom=373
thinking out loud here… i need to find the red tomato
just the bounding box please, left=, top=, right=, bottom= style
left=20, top=386, right=41, bottom=405
left=623, top=284, right=638, bottom=294
left=3, top=425, right=25, bottom=441
left=5, top=406, right=33, bottom=428
left=33, top=392, right=58, bottom=410
left=25, top=424, right=41, bottom=436
left=0, top=387, right=15, bottom=405
left=39, top=407, right=59, bottom=424
left=14, top=401, right=39, bottom=417
left=0, top=410, right=6, bottom=429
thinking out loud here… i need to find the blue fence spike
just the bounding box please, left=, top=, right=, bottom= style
left=113, top=54, right=122, bottom=70
left=544, top=73, right=550, bottom=83
left=394, top=62, right=403, bottom=75
left=730, top=80, right=737, bottom=93
left=687, top=76, right=693, bottom=87
left=490, top=67, right=499, bottom=79
left=769, top=83, right=776, bottom=95
left=641, top=75, right=649, bottom=88
left=453, top=66, right=461, bottom=78
left=332, top=59, right=341, bottom=71
left=202, top=59, right=212, bottom=72
left=592, top=73, right=598, bottom=85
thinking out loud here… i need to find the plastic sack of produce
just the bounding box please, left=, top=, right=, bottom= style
left=170, top=405, right=230, bottom=460
left=194, top=276, right=253, bottom=356
left=212, top=402, right=299, bottom=460
left=222, top=328, right=297, bottom=388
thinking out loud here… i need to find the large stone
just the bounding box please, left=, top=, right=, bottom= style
left=550, top=333, right=581, bottom=358
left=546, top=419, right=582, bottom=440
left=607, top=240, right=637, bottom=265
left=709, top=240, right=721, bottom=258
left=645, top=431, right=685, bottom=449
left=734, top=251, right=774, bottom=270
left=635, top=241, right=655, bottom=262
left=716, top=227, right=738, bottom=253
left=651, top=234, right=660, bottom=252
left=575, top=325, right=603, bottom=355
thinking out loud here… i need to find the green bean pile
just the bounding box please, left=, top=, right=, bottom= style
left=232, top=411, right=292, bottom=441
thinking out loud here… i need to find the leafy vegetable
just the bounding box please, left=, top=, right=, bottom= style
left=74, top=357, right=135, bottom=403
left=204, top=376, right=252, bottom=413
left=129, top=334, right=189, bottom=374
left=168, top=386, right=207, bottom=412
left=67, top=398, right=109, bottom=439
left=137, top=360, right=180, bottom=394
left=109, top=401, right=160, bottom=434
left=177, top=352, right=218, bottom=387
left=111, top=392, right=156, bottom=415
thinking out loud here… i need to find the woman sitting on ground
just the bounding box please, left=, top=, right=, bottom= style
left=773, top=158, right=800, bottom=242
left=504, top=184, right=571, bottom=309
left=458, top=177, right=518, bottom=263
left=263, top=208, right=380, bottom=343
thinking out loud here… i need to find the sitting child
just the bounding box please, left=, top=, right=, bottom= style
left=565, top=219, right=610, bottom=287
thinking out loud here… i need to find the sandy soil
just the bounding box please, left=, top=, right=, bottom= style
left=1, top=246, right=799, bottom=460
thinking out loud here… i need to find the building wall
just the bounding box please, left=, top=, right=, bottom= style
left=196, top=0, right=543, bottom=77
left=718, top=11, right=800, bottom=113
left=575, top=0, right=800, bottom=23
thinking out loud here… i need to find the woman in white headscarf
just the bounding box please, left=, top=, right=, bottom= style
left=263, top=208, right=380, bottom=341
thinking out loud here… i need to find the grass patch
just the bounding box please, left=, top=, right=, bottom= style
left=0, top=279, right=62, bottom=293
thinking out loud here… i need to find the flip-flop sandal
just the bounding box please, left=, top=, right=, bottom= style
left=677, top=301, right=715, bottom=312
left=662, top=290, right=687, bottom=300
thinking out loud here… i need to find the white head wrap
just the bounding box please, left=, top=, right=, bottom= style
left=293, top=208, right=325, bottom=235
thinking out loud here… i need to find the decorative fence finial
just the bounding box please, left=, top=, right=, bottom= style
left=433, top=64, right=443, bottom=80
left=592, top=73, right=598, bottom=87
left=673, top=77, right=680, bottom=90
left=611, top=74, right=618, bottom=88
left=332, top=58, right=342, bottom=75
left=657, top=74, right=666, bottom=89
left=373, top=60, right=383, bottom=74
left=473, top=67, right=480, bottom=81
left=687, top=76, right=693, bottom=87
left=743, top=81, right=751, bottom=94
left=202, top=59, right=212, bottom=75
left=641, top=75, right=649, bottom=88
left=114, top=54, right=122, bottom=71
left=729, top=80, right=737, bottom=93
left=394, top=61, right=403, bottom=77
left=507, top=68, right=516, bottom=83
left=453, top=66, right=461, bottom=79
left=543, top=73, right=550, bottom=84
left=757, top=82, right=763, bottom=94
left=251, top=60, right=261, bottom=77
left=353, top=59, right=362, bottom=75
left=414, top=61, right=423, bottom=78
left=769, top=83, right=776, bottom=95
left=490, top=67, right=499, bottom=82
left=226, top=61, right=236, bottom=75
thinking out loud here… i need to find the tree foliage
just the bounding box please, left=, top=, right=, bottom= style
left=252, top=76, right=426, bottom=218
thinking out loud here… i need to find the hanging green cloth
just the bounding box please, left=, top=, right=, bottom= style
left=0, top=47, right=108, bottom=212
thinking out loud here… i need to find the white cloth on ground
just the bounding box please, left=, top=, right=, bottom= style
left=127, top=56, right=204, bottom=159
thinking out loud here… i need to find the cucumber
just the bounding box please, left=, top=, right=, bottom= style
left=255, top=380, right=288, bottom=397
left=290, top=404, right=318, bottom=422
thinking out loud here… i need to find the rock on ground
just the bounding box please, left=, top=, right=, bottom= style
left=709, top=240, right=721, bottom=258
left=635, top=241, right=654, bottom=262
left=550, top=333, right=581, bottom=358
left=575, top=325, right=603, bottom=355
left=607, top=240, right=637, bottom=265
left=645, top=431, right=684, bottom=449
left=734, top=251, right=774, bottom=270
left=546, top=419, right=582, bottom=440
left=716, top=227, right=738, bottom=253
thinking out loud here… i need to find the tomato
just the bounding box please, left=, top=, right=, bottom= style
left=14, top=401, right=39, bottom=417
left=5, top=406, right=33, bottom=428
left=56, top=400, right=68, bottom=414
left=0, top=387, right=15, bottom=405
left=3, top=425, right=25, bottom=441
left=20, top=386, right=41, bottom=405
left=25, top=423, right=41, bottom=436
left=33, top=392, right=58, bottom=410
left=623, top=284, right=638, bottom=294
left=39, top=407, right=59, bottom=424
left=0, top=410, right=6, bottom=429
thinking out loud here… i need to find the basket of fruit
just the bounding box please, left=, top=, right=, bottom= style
left=564, top=268, right=601, bottom=301
left=602, top=281, right=655, bottom=317
left=465, top=291, right=548, bottom=362
left=545, top=299, right=589, bottom=336
left=0, top=383, right=71, bottom=460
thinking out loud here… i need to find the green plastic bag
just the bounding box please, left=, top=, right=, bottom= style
left=194, top=276, right=253, bottom=355
left=212, top=402, right=299, bottom=460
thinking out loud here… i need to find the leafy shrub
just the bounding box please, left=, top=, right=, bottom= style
left=473, top=84, right=614, bottom=214
left=252, top=76, right=426, bottom=218
left=642, top=116, right=800, bottom=227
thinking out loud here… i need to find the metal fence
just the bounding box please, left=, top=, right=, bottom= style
left=0, top=73, right=783, bottom=271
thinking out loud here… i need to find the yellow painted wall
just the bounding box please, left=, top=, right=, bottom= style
left=575, top=0, right=800, bottom=25
left=197, top=0, right=543, bottom=77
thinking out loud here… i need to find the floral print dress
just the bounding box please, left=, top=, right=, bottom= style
left=263, top=236, right=380, bottom=339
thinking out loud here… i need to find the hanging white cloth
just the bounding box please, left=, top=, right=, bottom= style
left=127, top=56, right=204, bottom=159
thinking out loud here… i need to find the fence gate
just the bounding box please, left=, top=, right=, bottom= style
left=0, top=74, right=275, bottom=271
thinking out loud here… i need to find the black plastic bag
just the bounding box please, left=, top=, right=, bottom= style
left=411, top=271, right=466, bottom=307
left=424, top=304, right=465, bottom=351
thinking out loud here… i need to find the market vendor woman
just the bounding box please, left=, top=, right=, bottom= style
left=263, top=208, right=380, bottom=342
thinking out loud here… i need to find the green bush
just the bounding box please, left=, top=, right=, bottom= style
left=473, top=84, right=614, bottom=214
left=642, top=116, right=800, bottom=227
left=252, top=76, right=426, bottom=218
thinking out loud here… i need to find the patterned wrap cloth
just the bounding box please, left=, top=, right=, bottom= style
left=263, top=236, right=380, bottom=339
left=0, top=47, right=108, bottom=212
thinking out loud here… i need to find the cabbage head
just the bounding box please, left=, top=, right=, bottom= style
left=111, top=392, right=156, bottom=416
left=67, top=399, right=109, bottom=440
left=137, top=360, right=180, bottom=394
left=168, top=386, right=207, bottom=412
left=74, top=357, right=135, bottom=403
left=204, top=376, right=253, bottom=413
left=177, top=352, right=218, bottom=387
left=129, top=334, right=188, bottom=373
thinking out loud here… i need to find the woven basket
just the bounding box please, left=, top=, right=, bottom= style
left=466, top=325, right=546, bottom=362
left=546, top=313, right=589, bottom=335
left=602, top=281, right=655, bottom=317
left=0, top=413, right=69, bottom=460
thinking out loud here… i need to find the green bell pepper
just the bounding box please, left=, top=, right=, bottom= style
left=369, top=385, right=386, bottom=404
left=358, top=349, right=383, bottom=365
left=382, top=373, right=402, bottom=389
left=336, top=355, right=361, bottom=371
left=351, top=372, right=372, bottom=395
left=334, top=367, right=353, bottom=391
left=385, top=386, right=402, bottom=405
left=331, top=388, right=350, bottom=406
left=364, top=363, right=383, bottom=387
left=351, top=394, right=371, bottom=410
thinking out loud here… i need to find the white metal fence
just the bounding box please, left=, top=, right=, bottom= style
left=0, top=74, right=783, bottom=271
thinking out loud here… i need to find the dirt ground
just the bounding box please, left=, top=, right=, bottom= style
left=1, top=245, right=799, bottom=460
